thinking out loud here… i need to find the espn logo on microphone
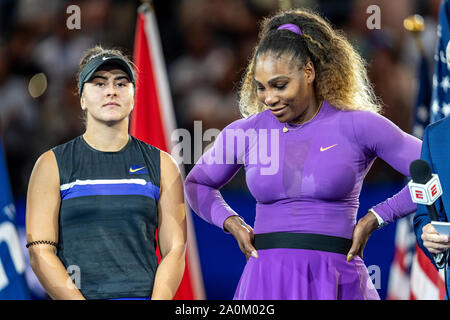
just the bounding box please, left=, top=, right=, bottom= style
left=408, top=174, right=443, bottom=205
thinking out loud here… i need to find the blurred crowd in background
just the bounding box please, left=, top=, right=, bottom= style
left=0, top=0, right=443, bottom=200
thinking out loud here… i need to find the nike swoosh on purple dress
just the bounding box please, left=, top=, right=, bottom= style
left=185, top=101, right=422, bottom=300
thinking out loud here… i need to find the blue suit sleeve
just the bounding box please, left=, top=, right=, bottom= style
left=413, top=126, right=444, bottom=269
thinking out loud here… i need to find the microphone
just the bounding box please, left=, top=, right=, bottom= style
left=408, top=159, right=443, bottom=221
left=409, top=160, right=448, bottom=299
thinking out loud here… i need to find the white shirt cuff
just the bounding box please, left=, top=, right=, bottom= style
left=369, top=208, right=387, bottom=228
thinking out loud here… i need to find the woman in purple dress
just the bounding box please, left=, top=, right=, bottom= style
left=184, top=9, right=421, bottom=300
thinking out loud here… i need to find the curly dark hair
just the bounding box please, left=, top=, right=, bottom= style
left=239, top=8, right=382, bottom=117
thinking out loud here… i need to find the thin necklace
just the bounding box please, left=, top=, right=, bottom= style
left=282, top=100, right=323, bottom=133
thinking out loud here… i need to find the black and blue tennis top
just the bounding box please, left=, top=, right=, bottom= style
left=52, top=135, right=160, bottom=299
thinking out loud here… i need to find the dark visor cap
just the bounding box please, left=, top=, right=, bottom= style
left=78, top=54, right=136, bottom=95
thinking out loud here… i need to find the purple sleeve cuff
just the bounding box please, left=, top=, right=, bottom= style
left=209, top=197, right=240, bottom=232
left=371, top=185, right=417, bottom=224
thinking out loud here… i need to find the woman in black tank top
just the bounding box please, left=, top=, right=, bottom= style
left=25, top=46, right=187, bottom=300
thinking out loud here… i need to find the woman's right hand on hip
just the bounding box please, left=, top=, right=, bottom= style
left=224, top=215, right=258, bottom=260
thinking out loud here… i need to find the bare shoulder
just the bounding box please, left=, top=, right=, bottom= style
left=29, top=150, right=59, bottom=187
left=26, top=150, right=61, bottom=243
left=159, top=151, right=183, bottom=192
left=160, top=150, right=181, bottom=175
left=35, top=150, right=57, bottom=167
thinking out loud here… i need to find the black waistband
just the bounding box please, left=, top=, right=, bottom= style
left=254, top=232, right=352, bottom=255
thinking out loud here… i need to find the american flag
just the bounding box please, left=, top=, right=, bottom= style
left=431, top=0, right=450, bottom=122
left=386, top=0, right=448, bottom=300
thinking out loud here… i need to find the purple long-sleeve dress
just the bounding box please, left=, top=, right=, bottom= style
left=185, top=101, right=421, bottom=300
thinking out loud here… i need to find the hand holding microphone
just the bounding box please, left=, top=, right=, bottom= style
left=421, top=224, right=450, bottom=255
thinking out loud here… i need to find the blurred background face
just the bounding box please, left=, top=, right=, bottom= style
left=80, top=66, right=134, bottom=126
left=254, top=52, right=315, bottom=123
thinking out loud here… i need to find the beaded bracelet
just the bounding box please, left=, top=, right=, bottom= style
left=26, top=240, right=58, bottom=249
